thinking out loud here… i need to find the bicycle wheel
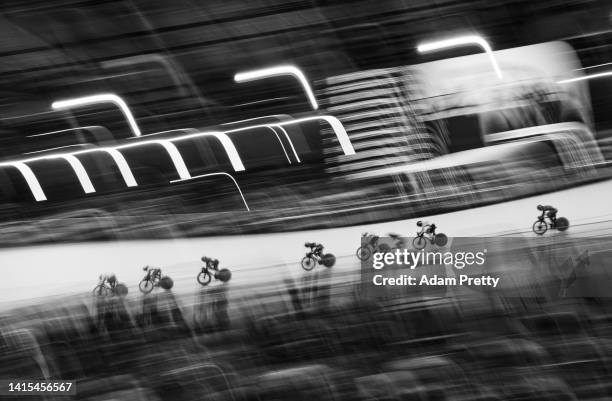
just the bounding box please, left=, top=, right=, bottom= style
left=434, top=233, right=448, bottom=247
left=301, top=256, right=316, bottom=271
left=113, top=283, right=128, bottom=297
left=356, top=246, right=372, bottom=261
left=160, top=276, right=174, bottom=290
left=322, top=253, right=336, bottom=268
left=556, top=217, right=570, bottom=231
left=215, top=268, right=232, bottom=282
left=412, top=236, right=426, bottom=250
left=197, top=270, right=212, bottom=286
left=92, top=284, right=110, bottom=297
left=533, top=220, right=548, bottom=235
left=139, top=279, right=154, bottom=294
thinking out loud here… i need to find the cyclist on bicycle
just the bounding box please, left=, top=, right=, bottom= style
left=99, top=273, right=117, bottom=288
left=305, top=242, right=324, bottom=256
left=388, top=232, right=404, bottom=247
left=417, top=221, right=436, bottom=236
left=201, top=256, right=220, bottom=271
left=361, top=232, right=379, bottom=246
left=143, top=266, right=162, bottom=280
left=537, top=205, right=558, bottom=224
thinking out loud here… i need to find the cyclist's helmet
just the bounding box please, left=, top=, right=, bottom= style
left=108, top=274, right=117, bottom=284
left=143, top=265, right=149, bottom=271
left=537, top=204, right=543, bottom=210
left=416, top=221, right=423, bottom=227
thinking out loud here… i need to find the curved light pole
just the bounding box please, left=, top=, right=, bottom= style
left=221, top=116, right=355, bottom=158
left=277, top=115, right=356, bottom=155
left=269, top=125, right=299, bottom=163
left=59, top=154, right=96, bottom=193
left=222, top=126, right=293, bottom=164
left=51, top=93, right=143, bottom=137
left=133, top=128, right=247, bottom=173
left=72, top=148, right=138, bottom=187
left=417, top=35, right=503, bottom=79
left=170, top=172, right=250, bottom=211
left=234, top=65, right=319, bottom=110
left=165, top=131, right=246, bottom=172
left=218, top=123, right=300, bottom=162
left=0, top=162, right=47, bottom=201
left=114, top=139, right=192, bottom=180
left=18, top=154, right=95, bottom=194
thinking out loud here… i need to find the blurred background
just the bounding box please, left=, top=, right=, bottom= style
left=2, top=0, right=612, bottom=400
left=0, top=0, right=611, bottom=239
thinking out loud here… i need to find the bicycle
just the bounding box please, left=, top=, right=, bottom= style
left=412, top=230, right=448, bottom=250
left=301, top=242, right=336, bottom=271
left=92, top=275, right=128, bottom=297
left=532, top=215, right=569, bottom=235
left=139, top=266, right=173, bottom=294
left=356, top=233, right=392, bottom=261
left=388, top=233, right=406, bottom=251
left=197, top=256, right=232, bottom=286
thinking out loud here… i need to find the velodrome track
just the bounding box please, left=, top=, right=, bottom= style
left=2, top=178, right=612, bottom=311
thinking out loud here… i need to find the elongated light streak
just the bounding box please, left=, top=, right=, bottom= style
left=278, top=115, right=355, bottom=155
left=223, top=126, right=291, bottom=164
left=270, top=125, right=300, bottom=163
left=557, top=71, right=612, bottom=84
left=234, top=65, right=319, bottom=110
left=114, top=140, right=191, bottom=179
left=170, top=172, right=250, bottom=211
left=417, top=35, right=503, bottom=79
left=51, top=93, right=142, bottom=137
left=0, top=162, right=47, bottom=201
left=167, top=131, right=246, bottom=171
left=26, top=126, right=101, bottom=138
left=71, top=148, right=138, bottom=187
left=61, top=154, right=95, bottom=193
left=3, top=154, right=96, bottom=195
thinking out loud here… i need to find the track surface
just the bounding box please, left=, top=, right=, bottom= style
left=3, top=179, right=612, bottom=310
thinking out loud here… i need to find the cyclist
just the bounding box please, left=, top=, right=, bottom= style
left=201, top=256, right=220, bottom=271
left=143, top=265, right=162, bottom=281
left=361, top=232, right=379, bottom=247
left=99, top=273, right=117, bottom=289
left=388, top=232, right=405, bottom=248
left=417, top=220, right=437, bottom=236
left=305, top=242, right=324, bottom=256
left=537, top=204, right=558, bottom=224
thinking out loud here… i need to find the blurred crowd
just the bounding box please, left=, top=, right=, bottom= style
left=1, top=276, right=611, bottom=401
